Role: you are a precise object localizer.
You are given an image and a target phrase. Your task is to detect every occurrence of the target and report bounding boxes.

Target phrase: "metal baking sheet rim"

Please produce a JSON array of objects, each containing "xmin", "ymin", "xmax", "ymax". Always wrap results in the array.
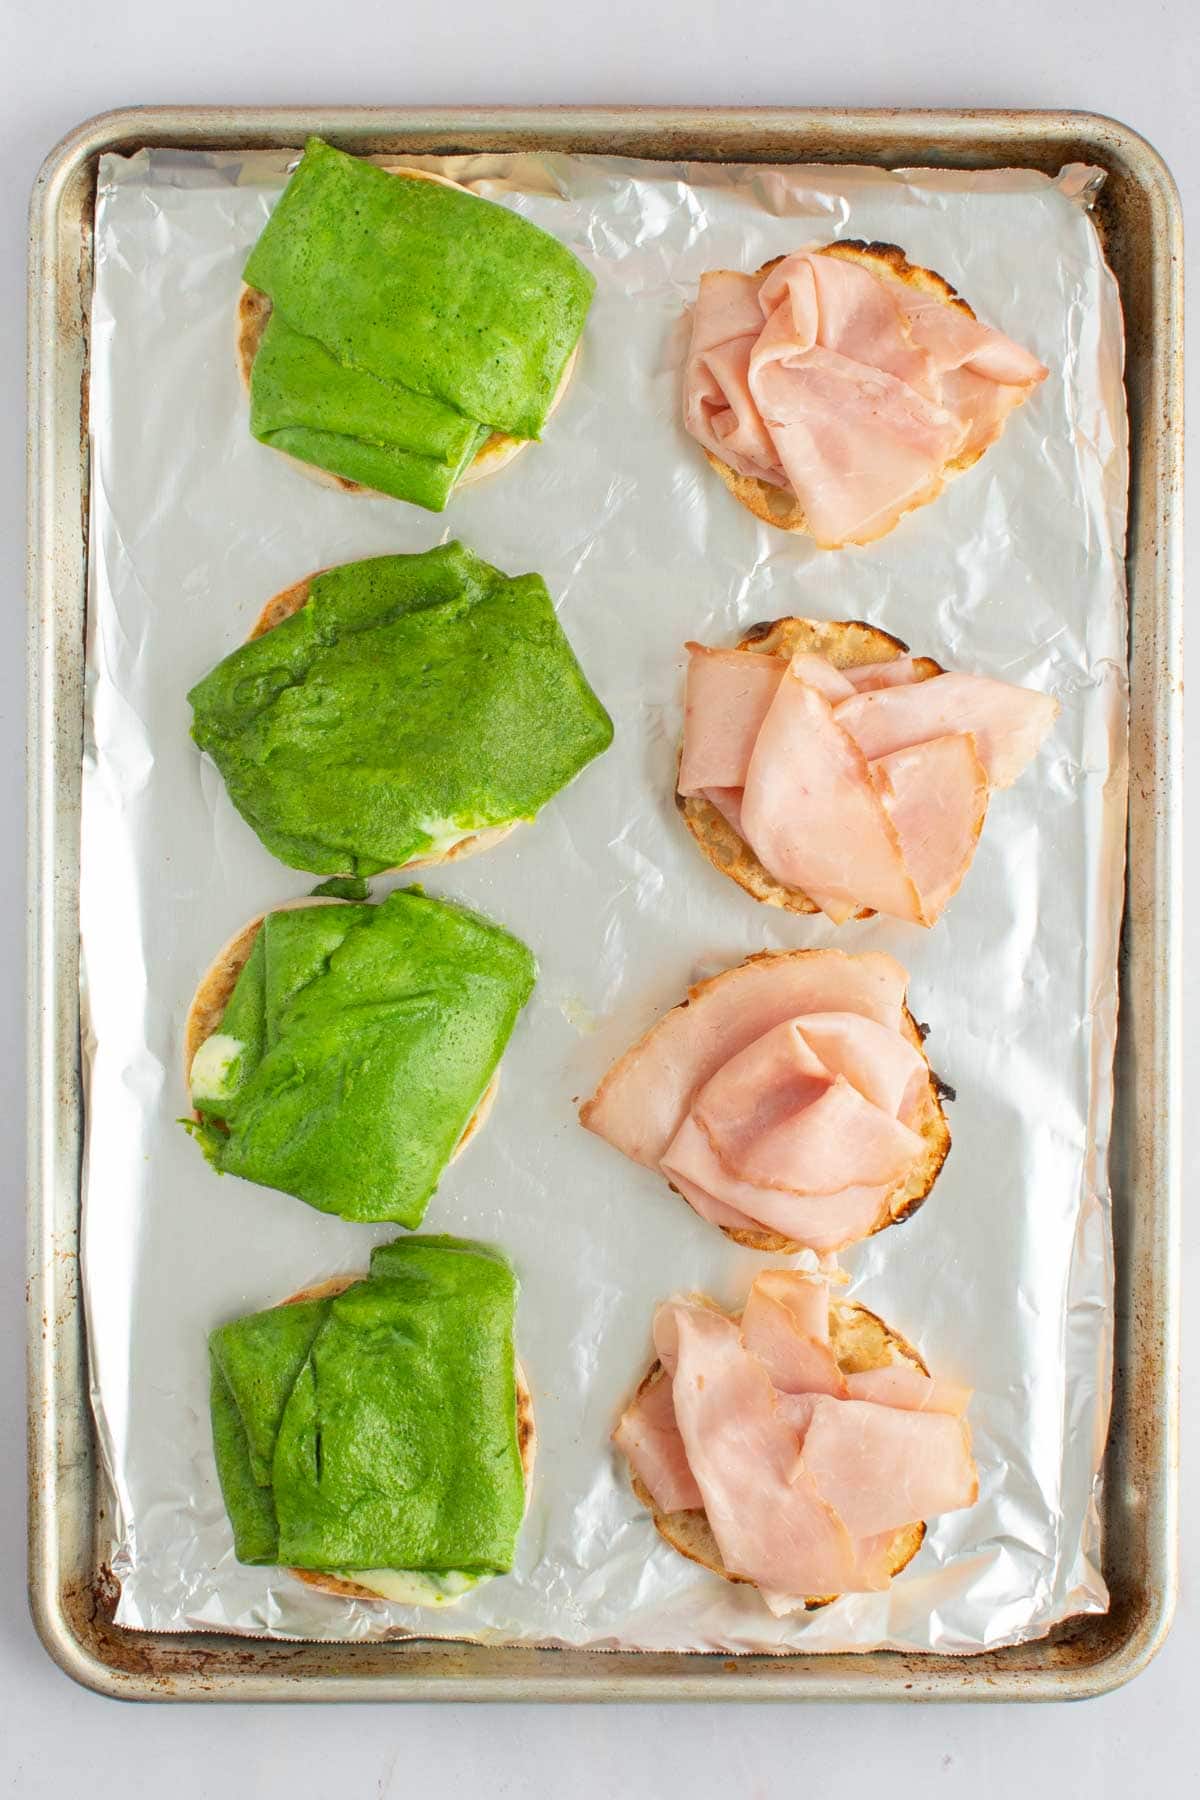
[{"xmin": 25, "ymin": 105, "xmax": 1181, "ymax": 1703}]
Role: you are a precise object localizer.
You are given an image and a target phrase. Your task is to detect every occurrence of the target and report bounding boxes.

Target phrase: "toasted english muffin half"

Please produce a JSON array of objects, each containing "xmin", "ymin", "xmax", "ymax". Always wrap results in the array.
[
  {"xmin": 676, "ymin": 616, "xmax": 944, "ymax": 920},
  {"xmin": 236, "ymin": 163, "xmax": 578, "ymax": 501},
  {"xmin": 183, "ymin": 899, "xmax": 499, "ymax": 1154},
  {"xmin": 241, "ymin": 571, "xmax": 520, "ymax": 873},
  {"xmin": 280, "ymin": 1274, "xmax": 536, "ymax": 1604},
  {"xmin": 705, "ymin": 242, "xmax": 987, "ymax": 539},
  {"xmin": 630, "ymin": 1292, "xmax": 927, "ymax": 1607}
]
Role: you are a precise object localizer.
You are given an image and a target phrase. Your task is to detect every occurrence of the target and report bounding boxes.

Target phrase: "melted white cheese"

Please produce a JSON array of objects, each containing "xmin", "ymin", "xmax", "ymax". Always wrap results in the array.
[
  {"xmin": 334, "ymin": 1568, "xmax": 482, "ymax": 1607},
  {"xmin": 190, "ymin": 1033, "xmax": 244, "ymax": 1103}
]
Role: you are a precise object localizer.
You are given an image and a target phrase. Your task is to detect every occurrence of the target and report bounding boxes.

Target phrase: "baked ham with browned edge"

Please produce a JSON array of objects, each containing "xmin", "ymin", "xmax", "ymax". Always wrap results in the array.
[
  {"xmin": 684, "ymin": 246, "xmax": 1047, "ymax": 547},
  {"xmin": 678, "ymin": 634, "xmax": 1058, "ymax": 925},
  {"xmin": 615, "ymin": 1270, "xmax": 977, "ymax": 1611},
  {"xmin": 580, "ymin": 949, "xmax": 949, "ymax": 1253}
]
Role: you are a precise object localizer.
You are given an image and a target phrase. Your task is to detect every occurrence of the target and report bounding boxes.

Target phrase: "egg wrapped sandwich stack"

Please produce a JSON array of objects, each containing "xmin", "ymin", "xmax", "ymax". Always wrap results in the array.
[
  {"xmin": 210, "ymin": 1237, "xmax": 535, "ymax": 1604},
  {"xmin": 240, "ymin": 138, "xmax": 594, "ymax": 509}
]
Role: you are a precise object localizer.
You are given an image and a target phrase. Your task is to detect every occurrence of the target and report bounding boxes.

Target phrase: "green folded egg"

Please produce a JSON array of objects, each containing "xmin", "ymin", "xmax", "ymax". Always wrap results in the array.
[
  {"xmin": 209, "ymin": 1237, "xmax": 528, "ymax": 1582},
  {"xmin": 242, "ymin": 137, "xmax": 594, "ymax": 509},
  {"xmin": 187, "ymin": 889, "xmax": 536, "ymax": 1227},
  {"xmin": 188, "ymin": 541, "xmax": 613, "ymax": 878}
]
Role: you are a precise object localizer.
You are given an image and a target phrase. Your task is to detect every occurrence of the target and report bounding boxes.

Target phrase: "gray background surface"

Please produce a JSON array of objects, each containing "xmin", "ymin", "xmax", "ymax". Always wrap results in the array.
[{"xmin": 3, "ymin": 2, "xmax": 1195, "ymax": 1792}]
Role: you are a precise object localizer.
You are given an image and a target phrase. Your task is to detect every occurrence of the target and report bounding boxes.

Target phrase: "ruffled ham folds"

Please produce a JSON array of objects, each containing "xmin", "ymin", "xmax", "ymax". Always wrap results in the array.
[
  {"xmin": 684, "ymin": 248, "xmax": 1048, "ymax": 547},
  {"xmin": 580, "ymin": 949, "xmax": 936, "ymax": 1251},
  {"xmin": 679, "ymin": 640, "xmax": 1057, "ymax": 925},
  {"xmin": 615, "ymin": 1273, "xmax": 977, "ymax": 1605}
]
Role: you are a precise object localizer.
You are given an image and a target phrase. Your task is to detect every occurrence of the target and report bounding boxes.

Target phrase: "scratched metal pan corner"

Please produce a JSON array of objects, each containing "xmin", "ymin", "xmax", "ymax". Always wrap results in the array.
[{"xmin": 26, "ymin": 106, "xmax": 1180, "ymax": 1702}]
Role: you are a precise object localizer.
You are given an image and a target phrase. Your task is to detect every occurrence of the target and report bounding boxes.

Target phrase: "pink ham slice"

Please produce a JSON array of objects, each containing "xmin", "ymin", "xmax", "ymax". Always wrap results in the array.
[
  {"xmin": 750, "ymin": 1269, "xmax": 832, "ymax": 1344},
  {"xmin": 688, "ymin": 1018, "xmax": 831, "ymax": 1165},
  {"xmin": 700, "ymin": 786, "xmax": 745, "ymax": 836},
  {"xmin": 788, "ymin": 1012, "xmax": 928, "ymax": 1121},
  {"xmin": 799, "ymin": 1397, "xmax": 978, "ymax": 1537},
  {"xmin": 684, "ymin": 270, "xmax": 787, "ymax": 486},
  {"xmin": 835, "ymin": 672, "xmax": 1059, "ymax": 789},
  {"xmin": 760, "ymin": 1532, "xmax": 902, "ymax": 1616},
  {"xmin": 661, "ymin": 1112, "xmax": 892, "ymax": 1250},
  {"xmin": 667, "ymin": 1304, "xmax": 869, "ymax": 1594},
  {"xmin": 580, "ymin": 949, "xmax": 910, "ymax": 1170},
  {"xmin": 644, "ymin": 1000, "xmax": 929, "ymax": 1249},
  {"xmin": 660, "ymin": 1130, "xmax": 766, "ymax": 1234},
  {"xmin": 612, "ymin": 1371, "xmax": 703, "ymax": 1513},
  {"xmin": 706, "ymin": 1075, "xmax": 922, "ymax": 1195},
  {"xmin": 651, "ymin": 1301, "xmax": 688, "ymax": 1375},
  {"xmin": 845, "ymin": 1365, "xmax": 972, "ymax": 1417},
  {"xmin": 871, "ymin": 733, "xmax": 990, "ymax": 924},
  {"xmin": 898, "ymin": 282, "xmax": 1048, "ymax": 389},
  {"xmin": 584, "ymin": 955, "xmax": 929, "ymax": 1252},
  {"xmin": 677, "ymin": 645, "xmax": 787, "ymax": 795},
  {"xmin": 774, "ymin": 1390, "xmax": 822, "ymax": 1436},
  {"xmin": 614, "ymin": 1277, "xmax": 978, "ymax": 1604},
  {"xmin": 741, "ymin": 1281, "xmax": 846, "ymax": 1397},
  {"xmin": 739, "ymin": 666, "xmax": 927, "ymax": 924},
  {"xmin": 783, "ymin": 652, "xmax": 858, "ymax": 706},
  {"xmin": 678, "ymin": 646, "xmax": 852, "ymax": 799},
  {"xmin": 843, "ymin": 656, "xmax": 928, "ymax": 692},
  {"xmin": 893, "ymin": 281, "xmax": 1048, "ymax": 460},
  {"xmin": 748, "ymin": 255, "xmax": 965, "ymax": 548},
  {"xmin": 691, "ymin": 1023, "xmax": 925, "ymax": 1194},
  {"xmin": 676, "ymin": 638, "xmax": 1053, "ymax": 924},
  {"xmin": 749, "ymin": 346, "xmax": 959, "ymax": 548},
  {"xmin": 682, "ymin": 249, "xmax": 1047, "ymax": 548},
  {"xmin": 757, "ymin": 253, "xmax": 937, "ymax": 392}
]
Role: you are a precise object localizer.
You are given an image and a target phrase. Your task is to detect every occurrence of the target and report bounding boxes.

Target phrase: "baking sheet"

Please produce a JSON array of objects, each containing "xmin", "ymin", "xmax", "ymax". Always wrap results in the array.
[{"xmin": 80, "ymin": 147, "xmax": 1128, "ymax": 1655}]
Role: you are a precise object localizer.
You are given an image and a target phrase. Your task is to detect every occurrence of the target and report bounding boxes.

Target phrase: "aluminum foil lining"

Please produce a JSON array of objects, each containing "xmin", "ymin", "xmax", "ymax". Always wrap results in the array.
[{"xmin": 81, "ymin": 148, "xmax": 1128, "ymax": 1653}]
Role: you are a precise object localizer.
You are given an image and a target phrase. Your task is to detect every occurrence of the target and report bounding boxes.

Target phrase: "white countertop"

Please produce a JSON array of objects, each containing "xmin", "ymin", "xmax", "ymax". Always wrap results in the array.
[{"xmin": 2, "ymin": 3, "xmax": 1194, "ymax": 1791}]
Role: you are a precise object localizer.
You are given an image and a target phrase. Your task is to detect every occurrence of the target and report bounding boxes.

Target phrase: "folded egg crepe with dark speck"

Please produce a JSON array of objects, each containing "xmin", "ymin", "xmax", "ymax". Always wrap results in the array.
[{"xmin": 209, "ymin": 1237, "xmax": 527, "ymax": 1578}]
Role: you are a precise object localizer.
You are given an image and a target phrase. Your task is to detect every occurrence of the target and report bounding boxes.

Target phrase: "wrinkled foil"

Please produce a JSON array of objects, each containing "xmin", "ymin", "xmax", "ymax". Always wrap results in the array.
[{"xmin": 81, "ymin": 148, "xmax": 1128, "ymax": 1654}]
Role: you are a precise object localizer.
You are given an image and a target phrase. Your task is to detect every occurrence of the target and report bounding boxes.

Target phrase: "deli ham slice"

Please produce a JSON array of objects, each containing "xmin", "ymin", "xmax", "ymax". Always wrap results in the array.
[
  {"xmin": 746, "ymin": 258, "xmax": 964, "ymax": 553},
  {"xmin": 683, "ymin": 247, "xmax": 1047, "ymax": 548},
  {"xmin": 661, "ymin": 1111, "xmax": 893, "ymax": 1251},
  {"xmin": 678, "ymin": 645, "xmax": 786, "ymax": 794},
  {"xmin": 798, "ymin": 1397, "xmax": 978, "ymax": 1538},
  {"xmin": 774, "ymin": 1389, "xmax": 823, "ymax": 1436},
  {"xmin": 582, "ymin": 949, "xmax": 934, "ymax": 1253},
  {"xmin": 755, "ymin": 254, "xmax": 932, "ymax": 392},
  {"xmin": 614, "ymin": 1275, "xmax": 978, "ymax": 1604},
  {"xmin": 781, "ymin": 1012, "xmax": 929, "ymax": 1122},
  {"xmin": 834, "ymin": 672, "xmax": 1058, "ymax": 789},
  {"xmin": 741, "ymin": 1278, "xmax": 846, "ymax": 1397},
  {"xmin": 684, "ymin": 270, "xmax": 787, "ymax": 486},
  {"xmin": 678, "ymin": 644, "xmax": 855, "ymax": 800},
  {"xmin": 842, "ymin": 656, "xmax": 928, "ymax": 692},
  {"xmin": 782, "ymin": 651, "xmax": 859, "ymax": 707},
  {"xmin": 612, "ymin": 1370, "xmax": 703, "ymax": 1513},
  {"xmin": 740, "ymin": 665, "xmax": 927, "ymax": 923},
  {"xmin": 871, "ymin": 734, "xmax": 990, "ymax": 923},
  {"xmin": 667, "ymin": 1304, "xmax": 865, "ymax": 1594},
  {"xmin": 580, "ymin": 949, "xmax": 909, "ymax": 1170},
  {"xmin": 700, "ymin": 785, "xmax": 745, "ymax": 837},
  {"xmin": 844, "ymin": 1365, "xmax": 972, "ymax": 1417},
  {"xmin": 748, "ymin": 1269, "xmax": 832, "ymax": 1344},
  {"xmin": 893, "ymin": 280, "xmax": 1049, "ymax": 459},
  {"xmin": 694, "ymin": 1048, "xmax": 924, "ymax": 1195},
  {"xmin": 688, "ymin": 1018, "xmax": 833, "ymax": 1171},
  {"xmin": 677, "ymin": 635, "xmax": 1057, "ymax": 925}
]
